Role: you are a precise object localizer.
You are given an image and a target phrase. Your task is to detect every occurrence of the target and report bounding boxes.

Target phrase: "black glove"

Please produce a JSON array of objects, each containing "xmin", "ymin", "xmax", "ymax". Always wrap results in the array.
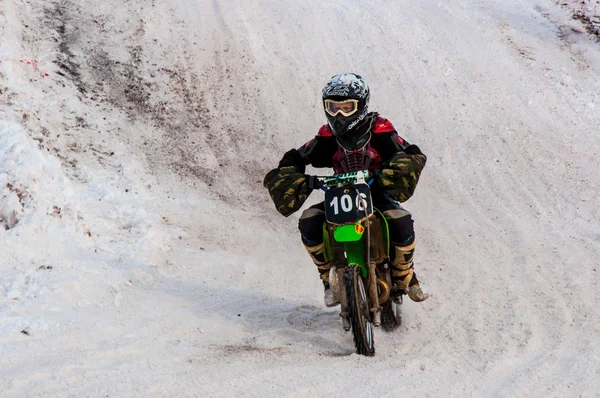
[{"xmin": 306, "ymin": 175, "xmax": 323, "ymax": 190}]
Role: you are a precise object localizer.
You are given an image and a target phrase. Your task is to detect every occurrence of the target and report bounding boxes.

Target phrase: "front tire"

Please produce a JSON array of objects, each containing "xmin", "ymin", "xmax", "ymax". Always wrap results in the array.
[{"xmin": 346, "ymin": 266, "xmax": 375, "ymax": 356}]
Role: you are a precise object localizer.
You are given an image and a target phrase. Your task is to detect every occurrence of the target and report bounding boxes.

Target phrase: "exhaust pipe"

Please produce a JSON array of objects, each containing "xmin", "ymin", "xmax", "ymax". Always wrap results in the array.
[{"xmin": 377, "ymin": 279, "xmax": 390, "ymax": 304}]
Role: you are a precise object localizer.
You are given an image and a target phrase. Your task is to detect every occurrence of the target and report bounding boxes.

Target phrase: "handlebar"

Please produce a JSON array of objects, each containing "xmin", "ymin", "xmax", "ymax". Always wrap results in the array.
[{"xmin": 308, "ymin": 170, "xmax": 379, "ymax": 191}]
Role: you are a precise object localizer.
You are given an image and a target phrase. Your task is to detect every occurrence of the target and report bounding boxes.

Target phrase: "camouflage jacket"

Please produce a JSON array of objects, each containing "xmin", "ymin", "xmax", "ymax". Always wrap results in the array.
[{"xmin": 264, "ymin": 113, "xmax": 426, "ymax": 216}]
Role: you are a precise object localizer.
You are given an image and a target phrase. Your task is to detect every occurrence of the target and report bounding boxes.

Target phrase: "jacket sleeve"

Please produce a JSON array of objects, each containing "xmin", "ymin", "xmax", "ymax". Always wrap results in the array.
[
  {"xmin": 378, "ymin": 135, "xmax": 427, "ymax": 203},
  {"xmin": 278, "ymin": 148, "xmax": 309, "ymax": 172},
  {"xmin": 263, "ymin": 128, "xmax": 337, "ymax": 216}
]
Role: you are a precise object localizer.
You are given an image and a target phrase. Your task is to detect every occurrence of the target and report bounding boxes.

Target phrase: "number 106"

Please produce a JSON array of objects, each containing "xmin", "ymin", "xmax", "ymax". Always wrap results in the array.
[{"xmin": 329, "ymin": 193, "xmax": 368, "ymax": 215}]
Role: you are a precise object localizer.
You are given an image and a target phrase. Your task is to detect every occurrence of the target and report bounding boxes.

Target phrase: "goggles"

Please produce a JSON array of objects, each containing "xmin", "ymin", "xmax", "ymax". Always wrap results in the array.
[{"xmin": 324, "ymin": 99, "xmax": 359, "ymax": 117}]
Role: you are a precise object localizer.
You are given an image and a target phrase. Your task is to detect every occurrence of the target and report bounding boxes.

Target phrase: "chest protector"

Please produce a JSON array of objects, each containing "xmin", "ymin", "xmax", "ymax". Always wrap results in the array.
[{"xmin": 332, "ymin": 133, "xmax": 382, "ymax": 173}]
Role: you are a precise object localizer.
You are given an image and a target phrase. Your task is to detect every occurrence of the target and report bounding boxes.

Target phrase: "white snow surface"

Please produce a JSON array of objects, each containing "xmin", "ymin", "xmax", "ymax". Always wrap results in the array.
[{"xmin": 1, "ymin": 0, "xmax": 599, "ymax": 396}]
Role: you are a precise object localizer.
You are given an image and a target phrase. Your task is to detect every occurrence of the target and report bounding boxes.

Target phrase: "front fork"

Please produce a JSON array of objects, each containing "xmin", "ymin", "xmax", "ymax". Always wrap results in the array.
[{"xmin": 339, "ymin": 240, "xmax": 382, "ymax": 327}]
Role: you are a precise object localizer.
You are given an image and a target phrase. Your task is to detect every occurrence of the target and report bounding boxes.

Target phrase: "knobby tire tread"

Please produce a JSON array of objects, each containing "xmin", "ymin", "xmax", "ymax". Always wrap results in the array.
[
  {"xmin": 381, "ymin": 300, "xmax": 401, "ymax": 332},
  {"xmin": 346, "ymin": 266, "xmax": 375, "ymax": 356}
]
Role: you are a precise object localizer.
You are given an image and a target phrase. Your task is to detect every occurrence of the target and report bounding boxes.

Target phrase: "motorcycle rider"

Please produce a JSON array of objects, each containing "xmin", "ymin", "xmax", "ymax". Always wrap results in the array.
[{"xmin": 264, "ymin": 73, "xmax": 429, "ymax": 307}]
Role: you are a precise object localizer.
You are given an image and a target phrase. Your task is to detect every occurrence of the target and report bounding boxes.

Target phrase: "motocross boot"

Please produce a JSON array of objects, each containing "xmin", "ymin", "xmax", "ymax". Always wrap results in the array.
[
  {"xmin": 303, "ymin": 242, "xmax": 340, "ymax": 307},
  {"xmin": 390, "ymin": 239, "xmax": 429, "ymax": 302}
]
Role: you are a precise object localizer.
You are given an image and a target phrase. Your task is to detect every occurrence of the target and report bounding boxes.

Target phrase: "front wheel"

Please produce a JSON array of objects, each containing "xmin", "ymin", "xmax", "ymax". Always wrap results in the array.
[{"xmin": 346, "ymin": 266, "xmax": 375, "ymax": 356}]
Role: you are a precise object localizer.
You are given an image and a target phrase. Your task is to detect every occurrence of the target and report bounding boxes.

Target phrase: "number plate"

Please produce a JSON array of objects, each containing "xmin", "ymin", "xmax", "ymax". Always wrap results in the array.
[{"xmin": 324, "ymin": 184, "xmax": 373, "ymax": 224}]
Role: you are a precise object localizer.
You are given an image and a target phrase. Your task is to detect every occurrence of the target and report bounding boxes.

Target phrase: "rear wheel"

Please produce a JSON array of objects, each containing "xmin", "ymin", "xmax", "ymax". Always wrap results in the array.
[
  {"xmin": 381, "ymin": 296, "xmax": 402, "ymax": 332},
  {"xmin": 346, "ymin": 266, "xmax": 375, "ymax": 356}
]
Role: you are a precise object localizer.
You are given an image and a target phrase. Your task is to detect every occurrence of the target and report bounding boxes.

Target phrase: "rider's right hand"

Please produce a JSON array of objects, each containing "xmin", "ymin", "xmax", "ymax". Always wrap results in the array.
[{"xmin": 306, "ymin": 175, "xmax": 324, "ymax": 190}]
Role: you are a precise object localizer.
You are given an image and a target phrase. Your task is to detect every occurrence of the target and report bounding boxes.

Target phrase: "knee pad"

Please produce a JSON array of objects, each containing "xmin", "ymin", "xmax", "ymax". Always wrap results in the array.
[{"xmin": 298, "ymin": 206, "xmax": 326, "ymax": 243}]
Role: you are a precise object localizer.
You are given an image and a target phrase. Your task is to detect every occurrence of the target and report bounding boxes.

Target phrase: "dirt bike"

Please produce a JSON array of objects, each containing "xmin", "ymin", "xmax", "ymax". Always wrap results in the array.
[{"xmin": 313, "ymin": 170, "xmax": 404, "ymax": 356}]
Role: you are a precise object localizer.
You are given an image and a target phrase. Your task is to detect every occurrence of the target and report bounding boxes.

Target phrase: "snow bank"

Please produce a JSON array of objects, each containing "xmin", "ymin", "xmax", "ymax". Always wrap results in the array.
[{"xmin": 0, "ymin": 121, "xmax": 78, "ymax": 232}]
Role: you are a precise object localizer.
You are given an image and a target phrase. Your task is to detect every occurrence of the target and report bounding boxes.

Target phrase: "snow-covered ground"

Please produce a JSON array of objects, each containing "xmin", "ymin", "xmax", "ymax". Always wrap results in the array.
[{"xmin": 1, "ymin": 0, "xmax": 599, "ymax": 396}]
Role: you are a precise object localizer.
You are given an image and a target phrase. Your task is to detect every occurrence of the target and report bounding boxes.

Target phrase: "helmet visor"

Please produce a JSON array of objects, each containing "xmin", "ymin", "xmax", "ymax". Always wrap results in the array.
[{"xmin": 324, "ymin": 99, "xmax": 359, "ymax": 117}]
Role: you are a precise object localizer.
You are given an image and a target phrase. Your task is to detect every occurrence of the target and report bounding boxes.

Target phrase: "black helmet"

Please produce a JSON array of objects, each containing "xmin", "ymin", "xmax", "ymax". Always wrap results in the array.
[{"xmin": 322, "ymin": 73, "xmax": 370, "ymax": 139}]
